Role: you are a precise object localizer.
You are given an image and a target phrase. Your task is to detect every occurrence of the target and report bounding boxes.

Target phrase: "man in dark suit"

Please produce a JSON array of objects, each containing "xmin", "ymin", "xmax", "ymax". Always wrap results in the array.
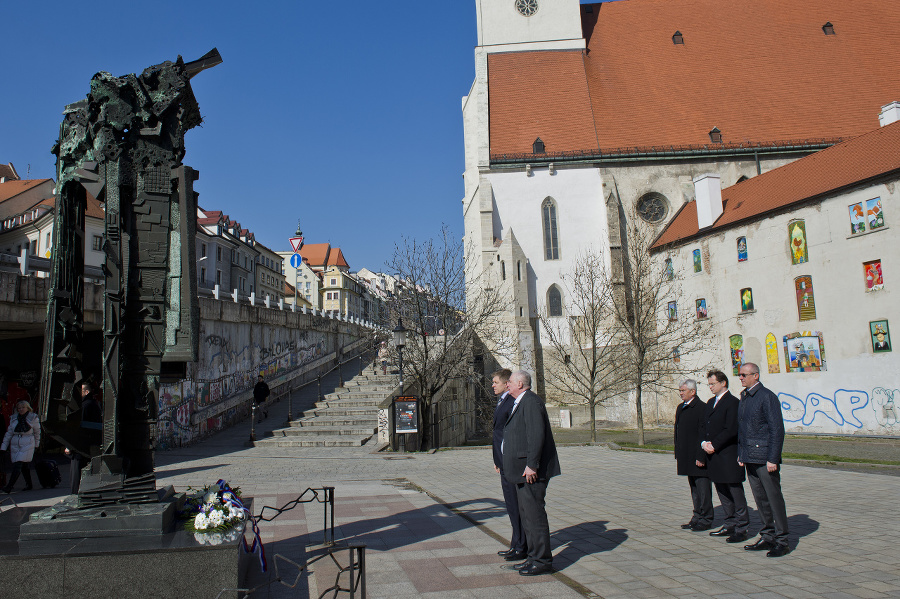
[
  {"xmin": 702, "ymin": 370, "xmax": 749, "ymax": 543},
  {"xmin": 491, "ymin": 368, "xmax": 526, "ymax": 561},
  {"xmin": 502, "ymin": 370, "xmax": 561, "ymax": 576},
  {"xmin": 738, "ymin": 362, "xmax": 790, "ymax": 557},
  {"xmin": 674, "ymin": 379, "xmax": 712, "ymax": 531}
]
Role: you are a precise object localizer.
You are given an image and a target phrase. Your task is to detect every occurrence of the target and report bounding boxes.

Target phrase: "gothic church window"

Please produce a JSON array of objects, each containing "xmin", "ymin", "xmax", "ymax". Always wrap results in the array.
[
  {"xmin": 516, "ymin": 0, "xmax": 538, "ymax": 17},
  {"xmin": 547, "ymin": 285, "xmax": 563, "ymax": 317},
  {"xmin": 542, "ymin": 198, "xmax": 560, "ymax": 260},
  {"xmin": 637, "ymin": 192, "xmax": 669, "ymax": 224}
]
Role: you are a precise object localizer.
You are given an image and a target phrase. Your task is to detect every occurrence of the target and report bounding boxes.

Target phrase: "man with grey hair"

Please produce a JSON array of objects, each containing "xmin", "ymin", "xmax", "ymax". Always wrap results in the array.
[
  {"xmin": 675, "ymin": 379, "xmax": 712, "ymax": 531},
  {"xmin": 738, "ymin": 362, "xmax": 790, "ymax": 557},
  {"xmin": 502, "ymin": 370, "xmax": 561, "ymax": 576}
]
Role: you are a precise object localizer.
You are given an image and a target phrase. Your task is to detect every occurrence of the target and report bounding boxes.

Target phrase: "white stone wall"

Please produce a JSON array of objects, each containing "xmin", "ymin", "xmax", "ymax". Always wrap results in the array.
[
  {"xmin": 476, "ymin": 0, "xmax": 585, "ymax": 49},
  {"xmin": 661, "ymin": 178, "xmax": 900, "ymax": 435}
]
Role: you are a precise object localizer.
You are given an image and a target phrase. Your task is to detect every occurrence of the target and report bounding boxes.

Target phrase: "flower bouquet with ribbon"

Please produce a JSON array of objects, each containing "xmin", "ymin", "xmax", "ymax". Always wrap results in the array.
[{"xmin": 182, "ymin": 480, "xmax": 247, "ymax": 534}]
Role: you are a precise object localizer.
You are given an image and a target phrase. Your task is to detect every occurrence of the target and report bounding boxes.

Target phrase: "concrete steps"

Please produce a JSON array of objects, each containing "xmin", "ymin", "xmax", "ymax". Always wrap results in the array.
[{"xmin": 254, "ymin": 369, "xmax": 395, "ymax": 448}]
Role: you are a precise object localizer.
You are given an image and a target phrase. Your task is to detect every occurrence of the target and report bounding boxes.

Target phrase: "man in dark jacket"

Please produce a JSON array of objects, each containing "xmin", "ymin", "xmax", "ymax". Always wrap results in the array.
[
  {"xmin": 253, "ymin": 375, "xmax": 270, "ymax": 422},
  {"xmin": 502, "ymin": 370, "xmax": 561, "ymax": 577},
  {"xmin": 491, "ymin": 368, "xmax": 525, "ymax": 561},
  {"xmin": 738, "ymin": 362, "xmax": 790, "ymax": 557},
  {"xmin": 674, "ymin": 380, "xmax": 712, "ymax": 531},
  {"xmin": 702, "ymin": 370, "xmax": 749, "ymax": 543}
]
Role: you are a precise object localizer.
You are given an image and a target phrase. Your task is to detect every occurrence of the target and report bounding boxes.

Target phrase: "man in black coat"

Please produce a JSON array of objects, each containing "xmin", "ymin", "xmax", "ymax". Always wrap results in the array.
[
  {"xmin": 502, "ymin": 370, "xmax": 561, "ymax": 577},
  {"xmin": 702, "ymin": 370, "xmax": 749, "ymax": 543},
  {"xmin": 253, "ymin": 375, "xmax": 270, "ymax": 422},
  {"xmin": 738, "ymin": 362, "xmax": 790, "ymax": 557},
  {"xmin": 491, "ymin": 368, "xmax": 526, "ymax": 561},
  {"xmin": 674, "ymin": 379, "xmax": 712, "ymax": 531}
]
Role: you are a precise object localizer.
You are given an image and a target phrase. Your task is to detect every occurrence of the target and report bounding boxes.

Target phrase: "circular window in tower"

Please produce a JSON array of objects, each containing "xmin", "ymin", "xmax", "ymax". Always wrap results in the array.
[
  {"xmin": 515, "ymin": 0, "xmax": 539, "ymax": 17},
  {"xmin": 636, "ymin": 192, "xmax": 669, "ymax": 224}
]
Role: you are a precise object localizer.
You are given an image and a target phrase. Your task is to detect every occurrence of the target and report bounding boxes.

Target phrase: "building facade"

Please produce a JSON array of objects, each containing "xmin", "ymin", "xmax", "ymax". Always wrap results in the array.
[{"xmin": 255, "ymin": 241, "xmax": 285, "ymax": 302}]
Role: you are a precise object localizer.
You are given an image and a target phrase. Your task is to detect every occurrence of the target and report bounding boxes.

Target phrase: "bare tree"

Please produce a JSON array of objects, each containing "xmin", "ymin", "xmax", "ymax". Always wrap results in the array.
[
  {"xmin": 607, "ymin": 208, "xmax": 715, "ymax": 445},
  {"xmin": 538, "ymin": 249, "xmax": 627, "ymax": 442},
  {"xmin": 386, "ymin": 225, "xmax": 508, "ymax": 450}
]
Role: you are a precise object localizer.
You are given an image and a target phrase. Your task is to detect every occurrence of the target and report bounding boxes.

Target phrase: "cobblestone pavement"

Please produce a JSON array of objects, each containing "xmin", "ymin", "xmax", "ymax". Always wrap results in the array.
[{"xmin": 8, "ymin": 374, "xmax": 899, "ymax": 598}]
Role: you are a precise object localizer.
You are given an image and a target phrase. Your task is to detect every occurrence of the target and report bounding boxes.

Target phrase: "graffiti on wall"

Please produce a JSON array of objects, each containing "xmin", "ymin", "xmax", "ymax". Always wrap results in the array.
[{"xmin": 779, "ymin": 387, "xmax": 900, "ymax": 430}]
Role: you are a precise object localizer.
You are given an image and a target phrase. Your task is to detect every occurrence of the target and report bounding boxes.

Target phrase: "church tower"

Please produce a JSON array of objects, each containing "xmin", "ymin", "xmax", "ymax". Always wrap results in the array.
[{"xmin": 475, "ymin": 0, "xmax": 585, "ymax": 52}]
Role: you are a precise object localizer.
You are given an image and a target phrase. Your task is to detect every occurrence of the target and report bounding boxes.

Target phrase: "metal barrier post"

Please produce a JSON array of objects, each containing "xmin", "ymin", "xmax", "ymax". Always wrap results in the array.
[
  {"xmin": 287, "ymin": 384, "xmax": 294, "ymax": 422},
  {"xmin": 338, "ymin": 353, "xmax": 344, "ymax": 387},
  {"xmin": 324, "ymin": 486, "xmax": 335, "ymax": 546},
  {"xmin": 317, "ymin": 375, "xmax": 323, "ymax": 402},
  {"xmin": 250, "ymin": 402, "xmax": 257, "ymax": 443}
]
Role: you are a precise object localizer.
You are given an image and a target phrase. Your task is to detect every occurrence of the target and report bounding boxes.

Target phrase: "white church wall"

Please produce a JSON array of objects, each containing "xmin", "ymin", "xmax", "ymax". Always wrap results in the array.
[{"xmin": 476, "ymin": 0, "xmax": 585, "ymax": 50}]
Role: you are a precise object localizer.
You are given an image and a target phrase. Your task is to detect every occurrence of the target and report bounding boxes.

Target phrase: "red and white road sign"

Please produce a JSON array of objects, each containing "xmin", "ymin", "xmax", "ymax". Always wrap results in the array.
[{"xmin": 289, "ymin": 236, "xmax": 304, "ymax": 252}]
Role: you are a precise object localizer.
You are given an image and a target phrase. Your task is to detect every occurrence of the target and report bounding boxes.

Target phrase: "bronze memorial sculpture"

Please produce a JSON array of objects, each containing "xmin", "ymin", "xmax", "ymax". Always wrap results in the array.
[{"xmin": 39, "ymin": 49, "xmax": 222, "ymax": 508}]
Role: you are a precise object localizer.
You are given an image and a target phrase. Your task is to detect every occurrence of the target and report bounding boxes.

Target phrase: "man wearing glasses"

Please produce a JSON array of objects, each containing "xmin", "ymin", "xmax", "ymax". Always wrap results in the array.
[{"xmin": 737, "ymin": 363, "xmax": 790, "ymax": 557}]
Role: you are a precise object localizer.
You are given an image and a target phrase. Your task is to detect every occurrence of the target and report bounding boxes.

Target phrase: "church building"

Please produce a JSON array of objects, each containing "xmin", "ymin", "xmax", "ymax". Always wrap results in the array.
[{"xmin": 462, "ymin": 0, "xmax": 900, "ymax": 416}]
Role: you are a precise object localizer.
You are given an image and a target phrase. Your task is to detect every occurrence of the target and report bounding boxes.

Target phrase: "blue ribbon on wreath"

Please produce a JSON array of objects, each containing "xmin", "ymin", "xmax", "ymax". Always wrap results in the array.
[{"xmin": 217, "ymin": 479, "xmax": 267, "ymax": 572}]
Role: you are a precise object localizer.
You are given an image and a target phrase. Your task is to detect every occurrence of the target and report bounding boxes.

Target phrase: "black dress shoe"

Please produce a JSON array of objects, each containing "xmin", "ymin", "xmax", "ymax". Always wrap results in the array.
[
  {"xmin": 744, "ymin": 539, "xmax": 775, "ymax": 551},
  {"xmin": 726, "ymin": 532, "xmax": 749, "ymax": 543},
  {"xmin": 512, "ymin": 560, "xmax": 533, "ymax": 571},
  {"xmin": 708, "ymin": 526, "xmax": 733, "ymax": 536},
  {"xmin": 681, "ymin": 523, "xmax": 694, "ymax": 529},
  {"xmin": 519, "ymin": 563, "xmax": 554, "ymax": 576},
  {"xmin": 504, "ymin": 550, "xmax": 528, "ymax": 561},
  {"xmin": 766, "ymin": 545, "xmax": 791, "ymax": 557},
  {"xmin": 497, "ymin": 548, "xmax": 514, "ymax": 557}
]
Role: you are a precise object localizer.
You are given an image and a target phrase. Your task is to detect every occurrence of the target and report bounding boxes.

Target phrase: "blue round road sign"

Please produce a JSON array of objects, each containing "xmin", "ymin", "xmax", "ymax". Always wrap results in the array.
[{"xmin": 290, "ymin": 253, "xmax": 303, "ymax": 269}]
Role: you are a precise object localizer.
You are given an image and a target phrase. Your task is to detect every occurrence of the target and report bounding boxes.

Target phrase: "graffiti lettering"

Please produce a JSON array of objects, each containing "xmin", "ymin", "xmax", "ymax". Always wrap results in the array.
[
  {"xmin": 780, "ymin": 389, "xmax": 869, "ymax": 429},
  {"xmin": 205, "ymin": 335, "xmax": 229, "ymax": 351},
  {"xmin": 872, "ymin": 388, "xmax": 900, "ymax": 427}
]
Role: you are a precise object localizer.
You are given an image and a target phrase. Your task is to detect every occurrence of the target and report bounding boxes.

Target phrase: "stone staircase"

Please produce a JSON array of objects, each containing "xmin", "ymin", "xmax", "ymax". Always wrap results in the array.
[{"xmin": 255, "ymin": 370, "xmax": 397, "ymax": 447}]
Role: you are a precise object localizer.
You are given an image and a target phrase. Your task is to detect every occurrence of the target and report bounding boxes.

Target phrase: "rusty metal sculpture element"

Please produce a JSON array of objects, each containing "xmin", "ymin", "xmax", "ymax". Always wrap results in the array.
[{"xmin": 40, "ymin": 50, "xmax": 221, "ymax": 507}]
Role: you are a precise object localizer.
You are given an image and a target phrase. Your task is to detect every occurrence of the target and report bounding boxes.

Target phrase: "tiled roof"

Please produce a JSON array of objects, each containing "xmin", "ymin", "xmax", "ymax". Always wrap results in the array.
[
  {"xmin": 326, "ymin": 248, "xmax": 350, "ymax": 269},
  {"xmin": 650, "ymin": 120, "xmax": 900, "ymax": 250},
  {"xmin": 298, "ymin": 243, "xmax": 331, "ymax": 267},
  {"xmin": 0, "ymin": 179, "xmax": 55, "ymax": 220},
  {"xmin": 488, "ymin": 0, "xmax": 900, "ymax": 157},
  {"xmin": 0, "ymin": 163, "xmax": 19, "ymax": 181},
  {"xmin": 0, "ymin": 179, "xmax": 52, "ymax": 204}
]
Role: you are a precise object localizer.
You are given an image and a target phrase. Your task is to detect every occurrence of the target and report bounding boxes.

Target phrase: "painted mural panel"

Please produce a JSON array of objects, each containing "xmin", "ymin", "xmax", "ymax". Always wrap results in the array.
[
  {"xmin": 871, "ymin": 320, "xmax": 891, "ymax": 353},
  {"xmin": 765, "ymin": 333, "xmax": 780, "ymax": 373},
  {"xmin": 789, "ymin": 220, "xmax": 808, "ymax": 265},
  {"xmin": 783, "ymin": 332, "xmax": 826, "ymax": 372},
  {"xmin": 737, "ymin": 237, "xmax": 748, "ymax": 262},
  {"xmin": 740, "ymin": 288, "xmax": 754, "ymax": 312},
  {"xmin": 849, "ymin": 202, "xmax": 866, "ymax": 234},
  {"xmin": 867, "ymin": 197, "xmax": 884, "ymax": 230},
  {"xmin": 729, "ymin": 334, "xmax": 744, "ymax": 376},
  {"xmin": 864, "ymin": 260, "xmax": 883, "ymax": 291},
  {"xmin": 696, "ymin": 299, "xmax": 707, "ymax": 319},
  {"xmin": 692, "ymin": 249, "xmax": 702, "ymax": 273},
  {"xmin": 667, "ymin": 301, "xmax": 677, "ymax": 321},
  {"xmin": 664, "ymin": 258, "xmax": 674, "ymax": 280},
  {"xmin": 794, "ymin": 276, "xmax": 816, "ymax": 321}
]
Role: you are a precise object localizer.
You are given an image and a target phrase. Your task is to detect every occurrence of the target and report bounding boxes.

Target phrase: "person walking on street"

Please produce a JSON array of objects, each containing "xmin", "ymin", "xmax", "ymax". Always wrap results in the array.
[
  {"xmin": 1, "ymin": 400, "xmax": 41, "ymax": 494},
  {"xmin": 254, "ymin": 374, "xmax": 270, "ymax": 422},
  {"xmin": 738, "ymin": 362, "xmax": 791, "ymax": 557},
  {"xmin": 702, "ymin": 370, "xmax": 750, "ymax": 543},
  {"xmin": 490, "ymin": 368, "xmax": 526, "ymax": 562},
  {"xmin": 378, "ymin": 342, "xmax": 390, "ymax": 375},
  {"xmin": 502, "ymin": 371, "xmax": 561, "ymax": 576},
  {"xmin": 674, "ymin": 380, "xmax": 713, "ymax": 531}
]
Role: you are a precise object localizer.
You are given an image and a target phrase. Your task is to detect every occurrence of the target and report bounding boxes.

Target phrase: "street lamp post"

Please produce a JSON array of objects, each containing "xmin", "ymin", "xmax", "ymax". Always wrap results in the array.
[{"xmin": 393, "ymin": 318, "xmax": 407, "ymax": 452}]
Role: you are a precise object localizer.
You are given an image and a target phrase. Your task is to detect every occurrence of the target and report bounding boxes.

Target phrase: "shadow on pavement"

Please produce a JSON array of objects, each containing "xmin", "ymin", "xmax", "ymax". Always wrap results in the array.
[
  {"xmin": 788, "ymin": 513, "xmax": 819, "ymax": 547},
  {"xmin": 156, "ymin": 463, "xmax": 232, "ymax": 480},
  {"xmin": 552, "ymin": 520, "xmax": 629, "ymax": 565},
  {"xmin": 442, "ymin": 497, "xmax": 509, "ymax": 523}
]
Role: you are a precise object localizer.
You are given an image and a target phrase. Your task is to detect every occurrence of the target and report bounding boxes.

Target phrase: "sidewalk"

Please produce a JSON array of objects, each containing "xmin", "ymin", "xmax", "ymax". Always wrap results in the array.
[{"xmin": 5, "ymin": 371, "xmax": 899, "ymax": 598}]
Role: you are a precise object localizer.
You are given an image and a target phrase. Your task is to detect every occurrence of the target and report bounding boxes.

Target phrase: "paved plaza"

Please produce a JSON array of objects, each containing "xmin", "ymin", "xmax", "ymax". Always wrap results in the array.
[{"xmin": 6, "ymin": 379, "xmax": 899, "ymax": 599}]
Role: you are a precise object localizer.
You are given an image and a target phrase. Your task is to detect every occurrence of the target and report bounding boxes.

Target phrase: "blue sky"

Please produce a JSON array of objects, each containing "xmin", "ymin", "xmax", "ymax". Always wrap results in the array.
[{"xmin": 0, "ymin": 1, "xmax": 484, "ymax": 271}]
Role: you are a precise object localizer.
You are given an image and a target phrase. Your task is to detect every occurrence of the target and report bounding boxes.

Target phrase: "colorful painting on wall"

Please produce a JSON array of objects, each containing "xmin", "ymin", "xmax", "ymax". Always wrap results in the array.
[
  {"xmin": 696, "ymin": 298, "xmax": 708, "ymax": 319},
  {"xmin": 664, "ymin": 258, "xmax": 674, "ymax": 280},
  {"xmin": 867, "ymin": 197, "xmax": 884, "ymax": 230},
  {"xmin": 729, "ymin": 334, "xmax": 744, "ymax": 376},
  {"xmin": 667, "ymin": 301, "xmax": 677, "ymax": 321},
  {"xmin": 737, "ymin": 237, "xmax": 748, "ymax": 262},
  {"xmin": 849, "ymin": 202, "xmax": 866, "ymax": 234},
  {"xmin": 693, "ymin": 249, "xmax": 702, "ymax": 273},
  {"xmin": 864, "ymin": 260, "xmax": 883, "ymax": 291},
  {"xmin": 783, "ymin": 332, "xmax": 826, "ymax": 372},
  {"xmin": 765, "ymin": 333, "xmax": 780, "ymax": 373},
  {"xmin": 673, "ymin": 346, "xmax": 681, "ymax": 364},
  {"xmin": 789, "ymin": 220, "xmax": 808, "ymax": 265},
  {"xmin": 794, "ymin": 276, "xmax": 816, "ymax": 321},
  {"xmin": 740, "ymin": 288, "xmax": 754, "ymax": 312},
  {"xmin": 870, "ymin": 320, "xmax": 891, "ymax": 353}
]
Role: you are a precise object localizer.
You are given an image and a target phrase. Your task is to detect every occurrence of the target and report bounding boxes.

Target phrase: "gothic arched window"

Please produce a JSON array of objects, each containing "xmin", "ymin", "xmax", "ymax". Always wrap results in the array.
[
  {"xmin": 547, "ymin": 285, "xmax": 563, "ymax": 317},
  {"xmin": 542, "ymin": 198, "xmax": 560, "ymax": 260}
]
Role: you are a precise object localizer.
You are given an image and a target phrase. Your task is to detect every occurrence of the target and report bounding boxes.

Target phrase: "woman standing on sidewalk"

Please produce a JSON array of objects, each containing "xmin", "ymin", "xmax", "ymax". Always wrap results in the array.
[{"xmin": 1, "ymin": 400, "xmax": 41, "ymax": 493}]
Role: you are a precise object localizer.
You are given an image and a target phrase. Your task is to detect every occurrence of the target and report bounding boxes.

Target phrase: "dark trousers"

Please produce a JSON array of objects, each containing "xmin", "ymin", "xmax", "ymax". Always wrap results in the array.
[
  {"xmin": 746, "ymin": 463, "xmax": 789, "ymax": 547},
  {"xmin": 4, "ymin": 461, "xmax": 33, "ymax": 491},
  {"xmin": 516, "ymin": 480, "xmax": 552, "ymax": 567},
  {"xmin": 713, "ymin": 481, "xmax": 749, "ymax": 533},
  {"xmin": 499, "ymin": 473, "xmax": 525, "ymax": 551},
  {"xmin": 687, "ymin": 475, "xmax": 713, "ymax": 526},
  {"xmin": 70, "ymin": 453, "xmax": 88, "ymax": 495}
]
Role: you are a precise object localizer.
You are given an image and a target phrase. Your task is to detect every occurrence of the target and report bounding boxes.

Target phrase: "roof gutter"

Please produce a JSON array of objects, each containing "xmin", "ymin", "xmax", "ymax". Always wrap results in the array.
[{"xmin": 489, "ymin": 139, "xmax": 842, "ymax": 168}]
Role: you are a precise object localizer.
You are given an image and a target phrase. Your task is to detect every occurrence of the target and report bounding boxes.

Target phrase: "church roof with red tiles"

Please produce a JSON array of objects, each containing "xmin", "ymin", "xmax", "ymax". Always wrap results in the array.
[
  {"xmin": 488, "ymin": 0, "xmax": 900, "ymax": 158},
  {"xmin": 650, "ymin": 120, "xmax": 900, "ymax": 250}
]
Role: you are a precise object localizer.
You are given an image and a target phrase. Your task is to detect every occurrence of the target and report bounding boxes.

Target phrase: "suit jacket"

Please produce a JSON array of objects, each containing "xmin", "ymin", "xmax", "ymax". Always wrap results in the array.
[
  {"xmin": 492, "ymin": 391, "xmax": 513, "ymax": 470},
  {"xmin": 702, "ymin": 391, "xmax": 745, "ymax": 484},
  {"xmin": 737, "ymin": 383, "xmax": 785, "ymax": 464},
  {"xmin": 674, "ymin": 395, "xmax": 709, "ymax": 476},
  {"xmin": 502, "ymin": 389, "xmax": 561, "ymax": 484}
]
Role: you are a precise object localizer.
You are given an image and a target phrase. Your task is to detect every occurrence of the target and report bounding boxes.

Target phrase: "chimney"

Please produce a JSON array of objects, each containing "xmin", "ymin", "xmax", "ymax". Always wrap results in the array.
[
  {"xmin": 694, "ymin": 174, "xmax": 723, "ymax": 229},
  {"xmin": 879, "ymin": 102, "xmax": 900, "ymax": 127}
]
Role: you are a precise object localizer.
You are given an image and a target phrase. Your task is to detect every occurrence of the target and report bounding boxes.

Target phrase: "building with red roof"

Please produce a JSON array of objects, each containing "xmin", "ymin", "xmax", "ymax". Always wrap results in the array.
[
  {"xmin": 463, "ymin": 0, "xmax": 900, "ymax": 417},
  {"xmin": 649, "ymin": 116, "xmax": 900, "ymax": 434}
]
